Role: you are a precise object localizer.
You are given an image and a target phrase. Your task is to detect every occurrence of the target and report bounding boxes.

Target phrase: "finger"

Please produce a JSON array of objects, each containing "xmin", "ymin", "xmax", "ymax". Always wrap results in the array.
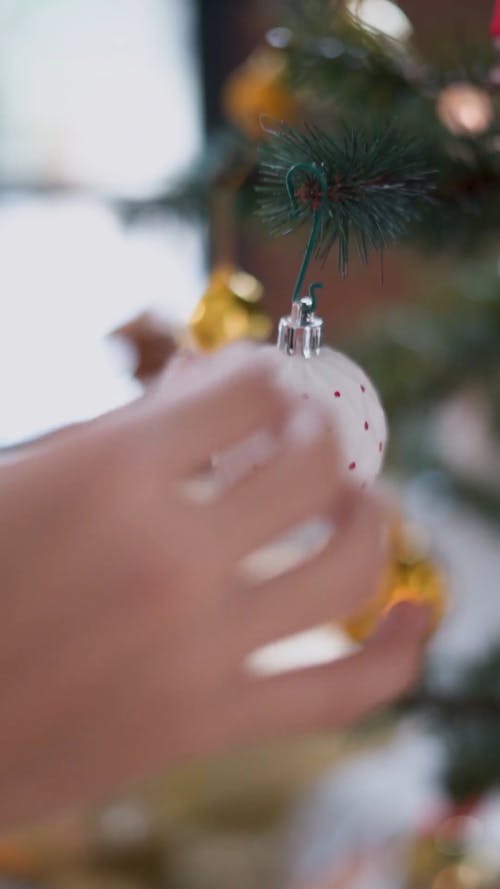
[
  {"xmin": 228, "ymin": 491, "xmax": 390, "ymax": 655},
  {"xmin": 158, "ymin": 347, "xmax": 201, "ymax": 380},
  {"xmin": 227, "ymin": 602, "xmax": 431, "ymax": 745},
  {"xmin": 363, "ymin": 600, "xmax": 432, "ymax": 665},
  {"xmin": 0, "ymin": 606, "xmax": 429, "ymax": 830},
  {"xmin": 213, "ymin": 405, "xmax": 341, "ymax": 560},
  {"xmin": 144, "ymin": 343, "xmax": 294, "ymax": 477}
]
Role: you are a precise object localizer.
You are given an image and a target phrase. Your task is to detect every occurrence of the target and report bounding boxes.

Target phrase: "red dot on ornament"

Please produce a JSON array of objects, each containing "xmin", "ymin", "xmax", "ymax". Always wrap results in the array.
[
  {"xmin": 334, "ymin": 390, "xmax": 341, "ymax": 398},
  {"xmin": 302, "ymin": 393, "xmax": 310, "ymax": 399},
  {"xmin": 360, "ymin": 384, "xmax": 366, "ymax": 393},
  {"xmin": 349, "ymin": 461, "xmax": 356, "ymax": 471},
  {"xmin": 364, "ymin": 421, "xmax": 369, "ymax": 430}
]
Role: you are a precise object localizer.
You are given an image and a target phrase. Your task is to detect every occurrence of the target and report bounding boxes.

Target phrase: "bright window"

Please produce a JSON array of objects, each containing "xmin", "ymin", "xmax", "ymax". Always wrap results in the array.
[{"xmin": 0, "ymin": 0, "xmax": 204, "ymax": 444}]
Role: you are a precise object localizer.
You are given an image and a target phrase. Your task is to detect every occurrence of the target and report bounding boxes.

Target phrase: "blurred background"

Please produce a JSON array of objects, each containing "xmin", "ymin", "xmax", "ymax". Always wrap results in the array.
[
  {"xmin": 0, "ymin": 0, "xmax": 204, "ymax": 443},
  {"xmin": 1, "ymin": 1, "xmax": 500, "ymax": 888}
]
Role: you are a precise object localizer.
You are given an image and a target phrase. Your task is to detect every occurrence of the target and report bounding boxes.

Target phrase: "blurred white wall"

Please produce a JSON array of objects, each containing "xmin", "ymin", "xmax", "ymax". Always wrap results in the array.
[
  {"xmin": 0, "ymin": 0, "xmax": 202, "ymax": 193},
  {"xmin": 0, "ymin": 0, "xmax": 205, "ymax": 443}
]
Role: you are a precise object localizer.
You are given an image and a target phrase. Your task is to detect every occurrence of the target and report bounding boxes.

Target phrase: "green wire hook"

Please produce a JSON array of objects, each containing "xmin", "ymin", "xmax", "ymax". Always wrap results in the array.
[
  {"xmin": 308, "ymin": 281, "xmax": 323, "ymax": 311},
  {"xmin": 285, "ymin": 162, "xmax": 329, "ymax": 305}
]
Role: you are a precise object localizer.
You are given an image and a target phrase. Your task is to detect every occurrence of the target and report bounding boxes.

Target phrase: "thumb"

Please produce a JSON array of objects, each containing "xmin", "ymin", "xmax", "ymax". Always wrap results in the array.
[
  {"xmin": 372, "ymin": 600, "xmax": 433, "ymax": 648},
  {"xmin": 362, "ymin": 601, "xmax": 433, "ymax": 700}
]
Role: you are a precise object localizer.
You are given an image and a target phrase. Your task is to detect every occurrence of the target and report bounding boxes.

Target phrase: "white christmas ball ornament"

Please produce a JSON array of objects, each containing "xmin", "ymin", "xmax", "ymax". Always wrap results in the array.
[
  {"xmin": 274, "ymin": 347, "xmax": 386, "ymax": 485},
  {"xmin": 274, "ymin": 296, "xmax": 387, "ymax": 486},
  {"xmin": 167, "ymin": 294, "xmax": 387, "ymax": 493}
]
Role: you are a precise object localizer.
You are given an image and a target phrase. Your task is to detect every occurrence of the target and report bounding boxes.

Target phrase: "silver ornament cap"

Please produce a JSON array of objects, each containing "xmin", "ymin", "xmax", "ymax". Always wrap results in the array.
[{"xmin": 277, "ymin": 295, "xmax": 323, "ymax": 359}]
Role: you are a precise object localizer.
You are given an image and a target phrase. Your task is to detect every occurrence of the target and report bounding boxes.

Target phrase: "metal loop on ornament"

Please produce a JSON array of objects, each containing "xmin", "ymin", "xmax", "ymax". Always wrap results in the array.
[
  {"xmin": 308, "ymin": 281, "xmax": 323, "ymax": 311},
  {"xmin": 285, "ymin": 162, "xmax": 329, "ymax": 304}
]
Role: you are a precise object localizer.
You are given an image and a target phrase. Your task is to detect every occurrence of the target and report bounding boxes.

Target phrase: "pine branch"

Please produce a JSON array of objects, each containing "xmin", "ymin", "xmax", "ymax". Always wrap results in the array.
[
  {"xmin": 275, "ymin": 0, "xmax": 500, "ymax": 251},
  {"xmin": 283, "ymin": 0, "xmax": 419, "ymax": 113},
  {"xmin": 426, "ymin": 647, "xmax": 500, "ymax": 801},
  {"xmin": 256, "ymin": 122, "xmax": 434, "ymax": 275},
  {"xmin": 282, "ymin": 0, "xmax": 496, "ymax": 116}
]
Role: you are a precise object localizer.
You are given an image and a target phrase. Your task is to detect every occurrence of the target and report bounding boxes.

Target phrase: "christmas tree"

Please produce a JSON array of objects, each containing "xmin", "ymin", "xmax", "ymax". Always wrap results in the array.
[{"xmin": 122, "ymin": 2, "xmax": 500, "ymax": 885}]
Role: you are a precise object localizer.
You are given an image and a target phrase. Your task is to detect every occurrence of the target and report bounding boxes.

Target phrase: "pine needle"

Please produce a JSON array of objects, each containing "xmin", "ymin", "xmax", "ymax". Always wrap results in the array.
[{"xmin": 256, "ymin": 122, "xmax": 434, "ymax": 275}]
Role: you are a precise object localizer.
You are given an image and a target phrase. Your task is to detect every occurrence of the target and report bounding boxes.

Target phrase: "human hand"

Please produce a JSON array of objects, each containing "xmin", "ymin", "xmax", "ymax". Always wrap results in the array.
[{"xmin": 0, "ymin": 344, "xmax": 429, "ymax": 830}]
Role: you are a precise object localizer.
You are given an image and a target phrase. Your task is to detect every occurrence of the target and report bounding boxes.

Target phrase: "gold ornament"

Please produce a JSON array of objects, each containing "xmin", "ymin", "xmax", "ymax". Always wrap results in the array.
[
  {"xmin": 189, "ymin": 264, "xmax": 272, "ymax": 352},
  {"xmin": 342, "ymin": 520, "xmax": 447, "ymax": 643},
  {"xmin": 437, "ymin": 83, "xmax": 494, "ymax": 136},
  {"xmin": 222, "ymin": 48, "xmax": 297, "ymax": 139}
]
